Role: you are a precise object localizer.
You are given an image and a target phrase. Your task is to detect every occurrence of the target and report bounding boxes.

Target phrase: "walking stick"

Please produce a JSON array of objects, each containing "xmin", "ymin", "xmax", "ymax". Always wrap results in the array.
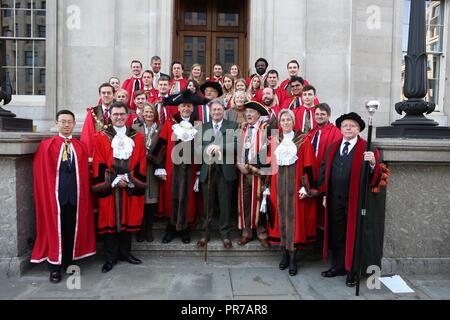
[
  {"xmin": 204, "ymin": 150, "xmax": 222, "ymax": 264},
  {"xmin": 204, "ymin": 158, "xmax": 212, "ymax": 264},
  {"xmin": 355, "ymin": 101, "xmax": 379, "ymax": 296}
]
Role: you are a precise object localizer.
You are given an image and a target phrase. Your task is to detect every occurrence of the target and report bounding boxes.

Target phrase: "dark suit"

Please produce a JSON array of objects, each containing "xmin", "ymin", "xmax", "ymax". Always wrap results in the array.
[
  {"xmin": 198, "ymin": 119, "xmax": 238, "ymax": 239},
  {"xmin": 49, "ymin": 153, "xmax": 77, "ymax": 272}
]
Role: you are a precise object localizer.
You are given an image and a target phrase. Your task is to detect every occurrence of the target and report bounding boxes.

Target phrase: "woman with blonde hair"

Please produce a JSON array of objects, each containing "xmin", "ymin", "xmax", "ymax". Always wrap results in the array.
[
  {"xmin": 188, "ymin": 63, "xmax": 204, "ymax": 84},
  {"xmin": 224, "ymin": 90, "xmax": 250, "ymax": 127},
  {"xmin": 133, "ymin": 102, "xmax": 164, "ymax": 243},
  {"xmin": 115, "ymin": 89, "xmax": 129, "ymax": 105},
  {"xmin": 234, "ymin": 78, "xmax": 247, "ymax": 93},
  {"xmin": 247, "ymin": 74, "xmax": 264, "ymax": 99},
  {"xmin": 221, "ymin": 74, "xmax": 235, "ymax": 109}
]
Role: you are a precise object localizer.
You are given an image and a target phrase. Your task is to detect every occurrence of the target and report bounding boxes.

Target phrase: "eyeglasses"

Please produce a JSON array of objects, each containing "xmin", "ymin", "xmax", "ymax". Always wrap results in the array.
[
  {"xmin": 111, "ymin": 113, "xmax": 128, "ymax": 118},
  {"xmin": 57, "ymin": 121, "xmax": 74, "ymax": 125},
  {"xmin": 342, "ymin": 124, "xmax": 358, "ymax": 129}
]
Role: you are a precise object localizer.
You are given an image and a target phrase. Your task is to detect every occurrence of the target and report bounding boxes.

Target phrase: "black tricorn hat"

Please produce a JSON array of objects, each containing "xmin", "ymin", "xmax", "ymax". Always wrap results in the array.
[
  {"xmin": 244, "ymin": 101, "xmax": 269, "ymax": 116},
  {"xmin": 336, "ymin": 112, "xmax": 366, "ymax": 132},
  {"xmin": 163, "ymin": 89, "xmax": 209, "ymax": 106},
  {"xmin": 200, "ymin": 81, "xmax": 223, "ymax": 97}
]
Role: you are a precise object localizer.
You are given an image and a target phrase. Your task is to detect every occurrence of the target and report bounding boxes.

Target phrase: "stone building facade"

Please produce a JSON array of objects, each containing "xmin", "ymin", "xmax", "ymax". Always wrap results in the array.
[{"xmin": 2, "ymin": 0, "xmax": 449, "ymax": 131}]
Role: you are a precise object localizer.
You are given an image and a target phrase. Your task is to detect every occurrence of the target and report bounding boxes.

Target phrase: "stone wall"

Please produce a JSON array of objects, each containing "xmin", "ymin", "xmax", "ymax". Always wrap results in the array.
[
  {"xmin": 0, "ymin": 134, "xmax": 44, "ymax": 277},
  {"xmin": 376, "ymin": 138, "xmax": 450, "ymax": 275}
]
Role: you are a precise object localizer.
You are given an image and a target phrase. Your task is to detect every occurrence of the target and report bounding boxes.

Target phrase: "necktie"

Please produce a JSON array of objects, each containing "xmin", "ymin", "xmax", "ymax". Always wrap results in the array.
[
  {"xmin": 104, "ymin": 107, "xmax": 109, "ymax": 124},
  {"xmin": 295, "ymin": 97, "xmax": 301, "ymax": 109},
  {"xmin": 154, "ymin": 74, "xmax": 160, "ymax": 88},
  {"xmin": 158, "ymin": 103, "xmax": 166, "ymax": 125},
  {"xmin": 343, "ymin": 141, "xmax": 350, "ymax": 156},
  {"xmin": 62, "ymin": 139, "xmax": 72, "ymax": 163},
  {"xmin": 214, "ymin": 124, "xmax": 220, "ymax": 135},
  {"xmin": 304, "ymin": 109, "xmax": 312, "ymax": 133},
  {"xmin": 312, "ymin": 130, "xmax": 320, "ymax": 154},
  {"xmin": 134, "ymin": 79, "xmax": 140, "ymax": 91}
]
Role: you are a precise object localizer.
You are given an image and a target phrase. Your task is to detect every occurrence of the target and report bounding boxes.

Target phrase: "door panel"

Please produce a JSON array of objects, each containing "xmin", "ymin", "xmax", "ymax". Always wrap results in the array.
[{"xmin": 174, "ymin": 0, "xmax": 247, "ymax": 79}]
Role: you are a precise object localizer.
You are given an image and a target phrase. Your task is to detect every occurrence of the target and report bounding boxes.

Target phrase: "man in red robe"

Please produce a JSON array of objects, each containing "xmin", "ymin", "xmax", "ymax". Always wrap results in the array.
[
  {"xmin": 122, "ymin": 60, "xmax": 144, "ymax": 110},
  {"xmin": 319, "ymin": 112, "xmax": 382, "ymax": 287},
  {"xmin": 92, "ymin": 101, "xmax": 147, "ymax": 273},
  {"xmin": 81, "ymin": 83, "xmax": 115, "ymax": 159},
  {"xmin": 142, "ymin": 70, "xmax": 159, "ymax": 104},
  {"xmin": 279, "ymin": 59, "xmax": 311, "ymax": 95},
  {"xmin": 261, "ymin": 87, "xmax": 281, "ymax": 129},
  {"xmin": 169, "ymin": 61, "xmax": 188, "ymax": 95},
  {"xmin": 294, "ymin": 84, "xmax": 319, "ymax": 134},
  {"xmin": 32, "ymin": 110, "xmax": 96, "ymax": 283},
  {"xmin": 237, "ymin": 101, "xmax": 272, "ymax": 248},
  {"xmin": 153, "ymin": 75, "xmax": 176, "ymax": 126},
  {"xmin": 265, "ymin": 69, "xmax": 288, "ymax": 106},
  {"xmin": 153, "ymin": 90, "xmax": 207, "ymax": 244},
  {"xmin": 194, "ymin": 81, "xmax": 223, "ymax": 124},
  {"xmin": 307, "ymin": 103, "xmax": 343, "ymax": 249},
  {"xmin": 206, "ymin": 63, "xmax": 224, "ymax": 85}
]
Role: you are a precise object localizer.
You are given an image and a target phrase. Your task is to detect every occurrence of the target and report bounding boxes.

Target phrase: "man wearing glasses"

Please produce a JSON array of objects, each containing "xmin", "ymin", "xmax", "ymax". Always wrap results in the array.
[
  {"xmin": 92, "ymin": 101, "xmax": 147, "ymax": 273},
  {"xmin": 32, "ymin": 110, "xmax": 96, "ymax": 283}
]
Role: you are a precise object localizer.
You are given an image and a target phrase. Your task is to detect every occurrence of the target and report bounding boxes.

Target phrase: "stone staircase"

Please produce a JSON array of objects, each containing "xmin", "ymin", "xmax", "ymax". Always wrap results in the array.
[{"xmin": 98, "ymin": 219, "xmax": 280, "ymax": 257}]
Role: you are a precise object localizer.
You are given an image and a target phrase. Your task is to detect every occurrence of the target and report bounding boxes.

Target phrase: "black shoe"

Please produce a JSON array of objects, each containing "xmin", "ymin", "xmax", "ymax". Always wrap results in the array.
[
  {"xmin": 49, "ymin": 271, "xmax": 62, "ymax": 283},
  {"xmin": 288, "ymin": 251, "xmax": 297, "ymax": 276},
  {"xmin": 181, "ymin": 230, "xmax": 191, "ymax": 244},
  {"xmin": 162, "ymin": 223, "xmax": 176, "ymax": 243},
  {"xmin": 102, "ymin": 261, "xmax": 115, "ymax": 273},
  {"xmin": 146, "ymin": 230, "xmax": 154, "ymax": 243},
  {"xmin": 346, "ymin": 273, "xmax": 357, "ymax": 287},
  {"xmin": 119, "ymin": 255, "xmax": 142, "ymax": 265},
  {"xmin": 136, "ymin": 230, "xmax": 145, "ymax": 243},
  {"xmin": 321, "ymin": 267, "xmax": 347, "ymax": 278},
  {"xmin": 279, "ymin": 250, "xmax": 290, "ymax": 270}
]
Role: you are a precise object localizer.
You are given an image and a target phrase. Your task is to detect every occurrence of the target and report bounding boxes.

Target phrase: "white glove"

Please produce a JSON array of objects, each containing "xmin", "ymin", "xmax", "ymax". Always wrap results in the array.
[
  {"xmin": 193, "ymin": 176, "xmax": 200, "ymax": 193},
  {"xmin": 155, "ymin": 169, "xmax": 167, "ymax": 177},
  {"xmin": 299, "ymin": 187, "xmax": 308, "ymax": 199}
]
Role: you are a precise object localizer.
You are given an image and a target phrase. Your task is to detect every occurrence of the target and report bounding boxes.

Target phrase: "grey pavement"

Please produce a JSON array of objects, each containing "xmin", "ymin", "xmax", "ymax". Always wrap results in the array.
[{"xmin": 1, "ymin": 253, "xmax": 449, "ymax": 300}]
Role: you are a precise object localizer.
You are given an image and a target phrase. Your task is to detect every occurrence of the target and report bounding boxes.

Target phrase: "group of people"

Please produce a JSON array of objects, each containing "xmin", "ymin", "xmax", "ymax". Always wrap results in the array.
[{"xmin": 31, "ymin": 55, "xmax": 387, "ymax": 289}]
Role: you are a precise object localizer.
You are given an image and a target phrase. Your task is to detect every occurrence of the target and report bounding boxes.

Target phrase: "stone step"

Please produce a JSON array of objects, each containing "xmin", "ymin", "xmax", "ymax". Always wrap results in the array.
[{"xmin": 97, "ymin": 219, "xmax": 322, "ymax": 259}]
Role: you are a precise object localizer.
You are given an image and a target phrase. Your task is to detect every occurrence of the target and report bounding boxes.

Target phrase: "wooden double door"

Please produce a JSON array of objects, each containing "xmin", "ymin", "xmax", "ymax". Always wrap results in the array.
[{"xmin": 173, "ymin": 0, "xmax": 248, "ymax": 79}]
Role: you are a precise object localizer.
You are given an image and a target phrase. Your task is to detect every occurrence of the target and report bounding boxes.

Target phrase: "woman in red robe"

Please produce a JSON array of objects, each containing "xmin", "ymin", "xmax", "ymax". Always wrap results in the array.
[{"xmin": 268, "ymin": 109, "xmax": 318, "ymax": 276}]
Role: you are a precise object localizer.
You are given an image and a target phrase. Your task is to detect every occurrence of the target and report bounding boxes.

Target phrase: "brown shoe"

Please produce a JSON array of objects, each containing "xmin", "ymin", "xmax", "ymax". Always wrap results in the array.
[
  {"xmin": 223, "ymin": 239, "xmax": 233, "ymax": 249},
  {"xmin": 237, "ymin": 236, "xmax": 253, "ymax": 246},
  {"xmin": 259, "ymin": 238, "xmax": 271, "ymax": 248},
  {"xmin": 197, "ymin": 238, "xmax": 208, "ymax": 248}
]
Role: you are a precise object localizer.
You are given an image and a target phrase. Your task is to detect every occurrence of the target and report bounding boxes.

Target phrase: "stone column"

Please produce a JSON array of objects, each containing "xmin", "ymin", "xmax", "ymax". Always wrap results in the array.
[
  {"xmin": 375, "ymin": 138, "xmax": 450, "ymax": 275},
  {"xmin": 0, "ymin": 134, "xmax": 44, "ymax": 277}
]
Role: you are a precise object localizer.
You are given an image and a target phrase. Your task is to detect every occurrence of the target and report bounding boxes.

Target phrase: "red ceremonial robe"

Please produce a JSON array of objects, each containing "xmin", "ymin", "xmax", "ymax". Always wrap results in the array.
[
  {"xmin": 80, "ymin": 105, "xmax": 110, "ymax": 159},
  {"xmin": 238, "ymin": 121, "xmax": 271, "ymax": 230},
  {"xmin": 307, "ymin": 123, "xmax": 342, "ymax": 228},
  {"xmin": 157, "ymin": 114, "xmax": 200, "ymax": 226},
  {"xmin": 268, "ymin": 133, "xmax": 318, "ymax": 247},
  {"xmin": 294, "ymin": 106, "xmax": 318, "ymax": 132},
  {"xmin": 144, "ymin": 87, "xmax": 159, "ymax": 104},
  {"xmin": 31, "ymin": 136, "xmax": 96, "ymax": 264},
  {"xmin": 169, "ymin": 78, "xmax": 188, "ymax": 95},
  {"xmin": 321, "ymin": 137, "xmax": 382, "ymax": 272},
  {"xmin": 92, "ymin": 127, "xmax": 147, "ymax": 234},
  {"xmin": 122, "ymin": 77, "xmax": 144, "ymax": 110},
  {"xmin": 280, "ymin": 78, "xmax": 310, "ymax": 93}
]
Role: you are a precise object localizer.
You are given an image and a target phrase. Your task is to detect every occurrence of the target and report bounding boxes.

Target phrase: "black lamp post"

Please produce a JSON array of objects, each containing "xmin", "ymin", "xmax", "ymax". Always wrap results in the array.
[{"xmin": 377, "ymin": 0, "xmax": 450, "ymax": 138}]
